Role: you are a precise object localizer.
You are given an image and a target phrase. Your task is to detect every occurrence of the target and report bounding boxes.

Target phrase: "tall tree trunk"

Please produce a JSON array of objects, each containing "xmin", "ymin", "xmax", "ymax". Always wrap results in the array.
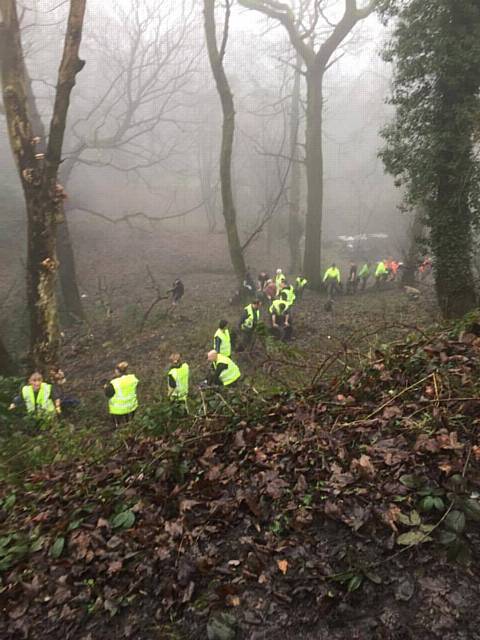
[
  {"xmin": 23, "ymin": 46, "xmax": 85, "ymax": 324},
  {"xmin": 25, "ymin": 190, "xmax": 61, "ymax": 368},
  {"xmin": 0, "ymin": 0, "xmax": 87, "ymax": 370},
  {"xmin": 303, "ymin": 66, "xmax": 324, "ymax": 288},
  {"xmin": 288, "ymin": 56, "xmax": 303, "ymax": 274},
  {"xmin": 0, "ymin": 335, "xmax": 15, "ymax": 376},
  {"xmin": 203, "ymin": 0, "xmax": 246, "ymax": 282}
]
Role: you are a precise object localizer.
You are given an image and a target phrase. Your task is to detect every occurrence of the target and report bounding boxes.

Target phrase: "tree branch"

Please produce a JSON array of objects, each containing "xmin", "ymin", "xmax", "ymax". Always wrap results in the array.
[
  {"xmin": 73, "ymin": 199, "xmax": 206, "ymax": 226},
  {"xmin": 238, "ymin": 0, "xmax": 315, "ymax": 66}
]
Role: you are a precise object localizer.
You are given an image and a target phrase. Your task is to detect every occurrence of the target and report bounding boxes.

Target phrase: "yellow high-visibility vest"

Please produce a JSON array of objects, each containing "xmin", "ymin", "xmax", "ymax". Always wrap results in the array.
[
  {"xmin": 168, "ymin": 363, "xmax": 189, "ymax": 401},
  {"xmin": 214, "ymin": 354, "xmax": 241, "ymax": 386},
  {"xmin": 108, "ymin": 374, "xmax": 139, "ymax": 415},
  {"xmin": 21, "ymin": 383, "xmax": 55, "ymax": 414},
  {"xmin": 214, "ymin": 328, "xmax": 231, "ymax": 356}
]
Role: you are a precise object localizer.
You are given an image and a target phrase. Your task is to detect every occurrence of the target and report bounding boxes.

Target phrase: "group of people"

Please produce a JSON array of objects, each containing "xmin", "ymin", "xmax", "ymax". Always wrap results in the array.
[
  {"xmin": 322, "ymin": 258, "xmax": 402, "ymax": 297},
  {"xmin": 8, "ymin": 268, "xmax": 308, "ymax": 425},
  {"xmin": 11, "ymin": 255, "xmax": 424, "ymax": 425},
  {"xmin": 7, "ymin": 352, "xmax": 236, "ymax": 426}
]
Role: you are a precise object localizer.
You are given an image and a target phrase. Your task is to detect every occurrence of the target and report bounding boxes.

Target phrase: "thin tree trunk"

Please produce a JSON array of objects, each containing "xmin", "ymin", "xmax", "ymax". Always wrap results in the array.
[
  {"xmin": 288, "ymin": 55, "xmax": 303, "ymax": 274},
  {"xmin": 303, "ymin": 66, "xmax": 324, "ymax": 288},
  {"xmin": 203, "ymin": 0, "xmax": 246, "ymax": 282}
]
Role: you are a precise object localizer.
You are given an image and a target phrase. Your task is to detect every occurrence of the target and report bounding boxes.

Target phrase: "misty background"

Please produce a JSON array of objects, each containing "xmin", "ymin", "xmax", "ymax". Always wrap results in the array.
[{"xmin": 0, "ymin": 0, "xmax": 405, "ymax": 354}]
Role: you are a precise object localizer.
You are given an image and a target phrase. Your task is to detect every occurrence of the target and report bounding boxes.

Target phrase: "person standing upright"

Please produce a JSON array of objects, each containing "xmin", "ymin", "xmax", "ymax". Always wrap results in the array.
[
  {"xmin": 238, "ymin": 299, "xmax": 261, "ymax": 351},
  {"xmin": 358, "ymin": 262, "xmax": 372, "ymax": 291},
  {"xmin": 323, "ymin": 263, "xmax": 341, "ymax": 297}
]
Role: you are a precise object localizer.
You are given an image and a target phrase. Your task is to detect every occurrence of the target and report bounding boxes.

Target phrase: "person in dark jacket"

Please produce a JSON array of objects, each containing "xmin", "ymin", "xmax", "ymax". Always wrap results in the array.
[
  {"xmin": 346, "ymin": 262, "xmax": 358, "ymax": 294},
  {"xmin": 168, "ymin": 279, "xmax": 184, "ymax": 305},
  {"xmin": 49, "ymin": 366, "xmax": 79, "ymax": 411},
  {"xmin": 9, "ymin": 371, "xmax": 61, "ymax": 417}
]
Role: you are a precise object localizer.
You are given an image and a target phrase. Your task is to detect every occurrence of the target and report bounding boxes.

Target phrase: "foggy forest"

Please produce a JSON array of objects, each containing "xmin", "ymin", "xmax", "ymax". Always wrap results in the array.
[{"xmin": 1, "ymin": 1, "xmax": 480, "ymax": 638}]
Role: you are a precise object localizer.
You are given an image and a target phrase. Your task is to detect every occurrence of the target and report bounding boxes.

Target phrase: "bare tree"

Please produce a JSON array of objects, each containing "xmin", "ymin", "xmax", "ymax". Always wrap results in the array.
[
  {"xmin": 239, "ymin": 0, "xmax": 377, "ymax": 287},
  {"xmin": 55, "ymin": 0, "xmax": 199, "ymax": 318},
  {"xmin": 0, "ymin": 0, "xmax": 87, "ymax": 369},
  {"xmin": 204, "ymin": 0, "xmax": 247, "ymax": 282}
]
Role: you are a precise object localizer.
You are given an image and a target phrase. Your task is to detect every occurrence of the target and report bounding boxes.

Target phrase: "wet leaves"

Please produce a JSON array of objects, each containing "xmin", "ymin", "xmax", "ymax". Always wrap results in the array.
[
  {"xmin": 111, "ymin": 510, "xmax": 135, "ymax": 530},
  {"xmin": 1, "ymin": 324, "xmax": 480, "ymax": 638},
  {"xmin": 49, "ymin": 536, "xmax": 65, "ymax": 559}
]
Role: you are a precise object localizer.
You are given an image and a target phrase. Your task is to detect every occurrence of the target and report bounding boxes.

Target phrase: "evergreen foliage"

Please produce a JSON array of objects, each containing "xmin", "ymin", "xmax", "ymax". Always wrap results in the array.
[{"xmin": 380, "ymin": 0, "xmax": 480, "ymax": 317}]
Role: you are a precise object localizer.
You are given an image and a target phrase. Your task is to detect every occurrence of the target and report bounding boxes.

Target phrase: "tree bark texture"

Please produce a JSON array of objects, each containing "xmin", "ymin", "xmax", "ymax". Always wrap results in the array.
[
  {"xmin": 303, "ymin": 67, "xmax": 324, "ymax": 287},
  {"xmin": 0, "ymin": 0, "xmax": 87, "ymax": 370},
  {"xmin": 288, "ymin": 56, "xmax": 303, "ymax": 274},
  {"xmin": 203, "ymin": 0, "xmax": 246, "ymax": 282}
]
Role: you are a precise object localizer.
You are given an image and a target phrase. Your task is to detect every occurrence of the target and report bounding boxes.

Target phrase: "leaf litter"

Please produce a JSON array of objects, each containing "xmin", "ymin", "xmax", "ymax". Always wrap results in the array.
[{"xmin": 1, "ymin": 324, "xmax": 480, "ymax": 639}]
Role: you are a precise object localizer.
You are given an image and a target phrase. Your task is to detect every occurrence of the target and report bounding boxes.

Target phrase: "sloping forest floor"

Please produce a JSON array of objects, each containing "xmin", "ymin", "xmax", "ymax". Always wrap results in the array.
[{"xmin": 1, "ymin": 297, "xmax": 480, "ymax": 639}]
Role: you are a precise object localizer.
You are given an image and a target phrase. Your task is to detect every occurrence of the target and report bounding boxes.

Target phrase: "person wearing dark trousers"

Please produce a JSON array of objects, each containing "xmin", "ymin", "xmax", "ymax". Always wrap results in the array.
[
  {"xmin": 104, "ymin": 361, "xmax": 139, "ymax": 427},
  {"xmin": 346, "ymin": 262, "xmax": 358, "ymax": 294},
  {"xmin": 167, "ymin": 279, "xmax": 184, "ymax": 305},
  {"xmin": 269, "ymin": 299, "xmax": 292, "ymax": 341},
  {"xmin": 358, "ymin": 262, "xmax": 371, "ymax": 291},
  {"xmin": 323, "ymin": 263, "xmax": 341, "ymax": 298},
  {"xmin": 294, "ymin": 276, "xmax": 308, "ymax": 301},
  {"xmin": 238, "ymin": 299, "xmax": 261, "ymax": 351}
]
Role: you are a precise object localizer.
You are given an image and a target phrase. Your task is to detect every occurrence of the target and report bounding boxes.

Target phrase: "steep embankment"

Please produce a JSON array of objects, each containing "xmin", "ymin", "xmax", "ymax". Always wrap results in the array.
[{"xmin": 1, "ymin": 322, "xmax": 480, "ymax": 640}]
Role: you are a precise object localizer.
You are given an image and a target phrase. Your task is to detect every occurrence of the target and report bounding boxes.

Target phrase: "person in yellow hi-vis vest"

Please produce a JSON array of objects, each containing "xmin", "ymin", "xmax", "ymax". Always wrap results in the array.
[
  {"xmin": 104, "ymin": 361, "xmax": 139, "ymax": 427},
  {"xmin": 9, "ymin": 371, "xmax": 61, "ymax": 418},
  {"xmin": 238, "ymin": 299, "xmax": 261, "ymax": 351},
  {"xmin": 167, "ymin": 353, "xmax": 190, "ymax": 410},
  {"xmin": 375, "ymin": 260, "xmax": 389, "ymax": 288},
  {"xmin": 323, "ymin": 263, "xmax": 341, "ymax": 297},
  {"xmin": 207, "ymin": 350, "xmax": 241, "ymax": 387},
  {"xmin": 213, "ymin": 319, "xmax": 232, "ymax": 357}
]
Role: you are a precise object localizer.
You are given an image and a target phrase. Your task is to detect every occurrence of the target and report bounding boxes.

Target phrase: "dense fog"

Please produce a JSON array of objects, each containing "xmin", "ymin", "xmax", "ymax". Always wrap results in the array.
[{"xmin": 0, "ymin": 0, "xmax": 413, "ymax": 359}]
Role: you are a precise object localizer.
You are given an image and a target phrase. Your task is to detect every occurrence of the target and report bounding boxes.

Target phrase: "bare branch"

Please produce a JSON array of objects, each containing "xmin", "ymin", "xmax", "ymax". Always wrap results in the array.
[
  {"xmin": 73, "ymin": 199, "xmax": 206, "ymax": 227},
  {"xmin": 238, "ymin": 0, "xmax": 315, "ymax": 66}
]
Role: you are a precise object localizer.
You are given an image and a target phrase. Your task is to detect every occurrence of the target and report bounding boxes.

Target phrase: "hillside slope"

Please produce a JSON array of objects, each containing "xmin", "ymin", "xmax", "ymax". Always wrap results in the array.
[{"xmin": 1, "ymin": 321, "xmax": 480, "ymax": 640}]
